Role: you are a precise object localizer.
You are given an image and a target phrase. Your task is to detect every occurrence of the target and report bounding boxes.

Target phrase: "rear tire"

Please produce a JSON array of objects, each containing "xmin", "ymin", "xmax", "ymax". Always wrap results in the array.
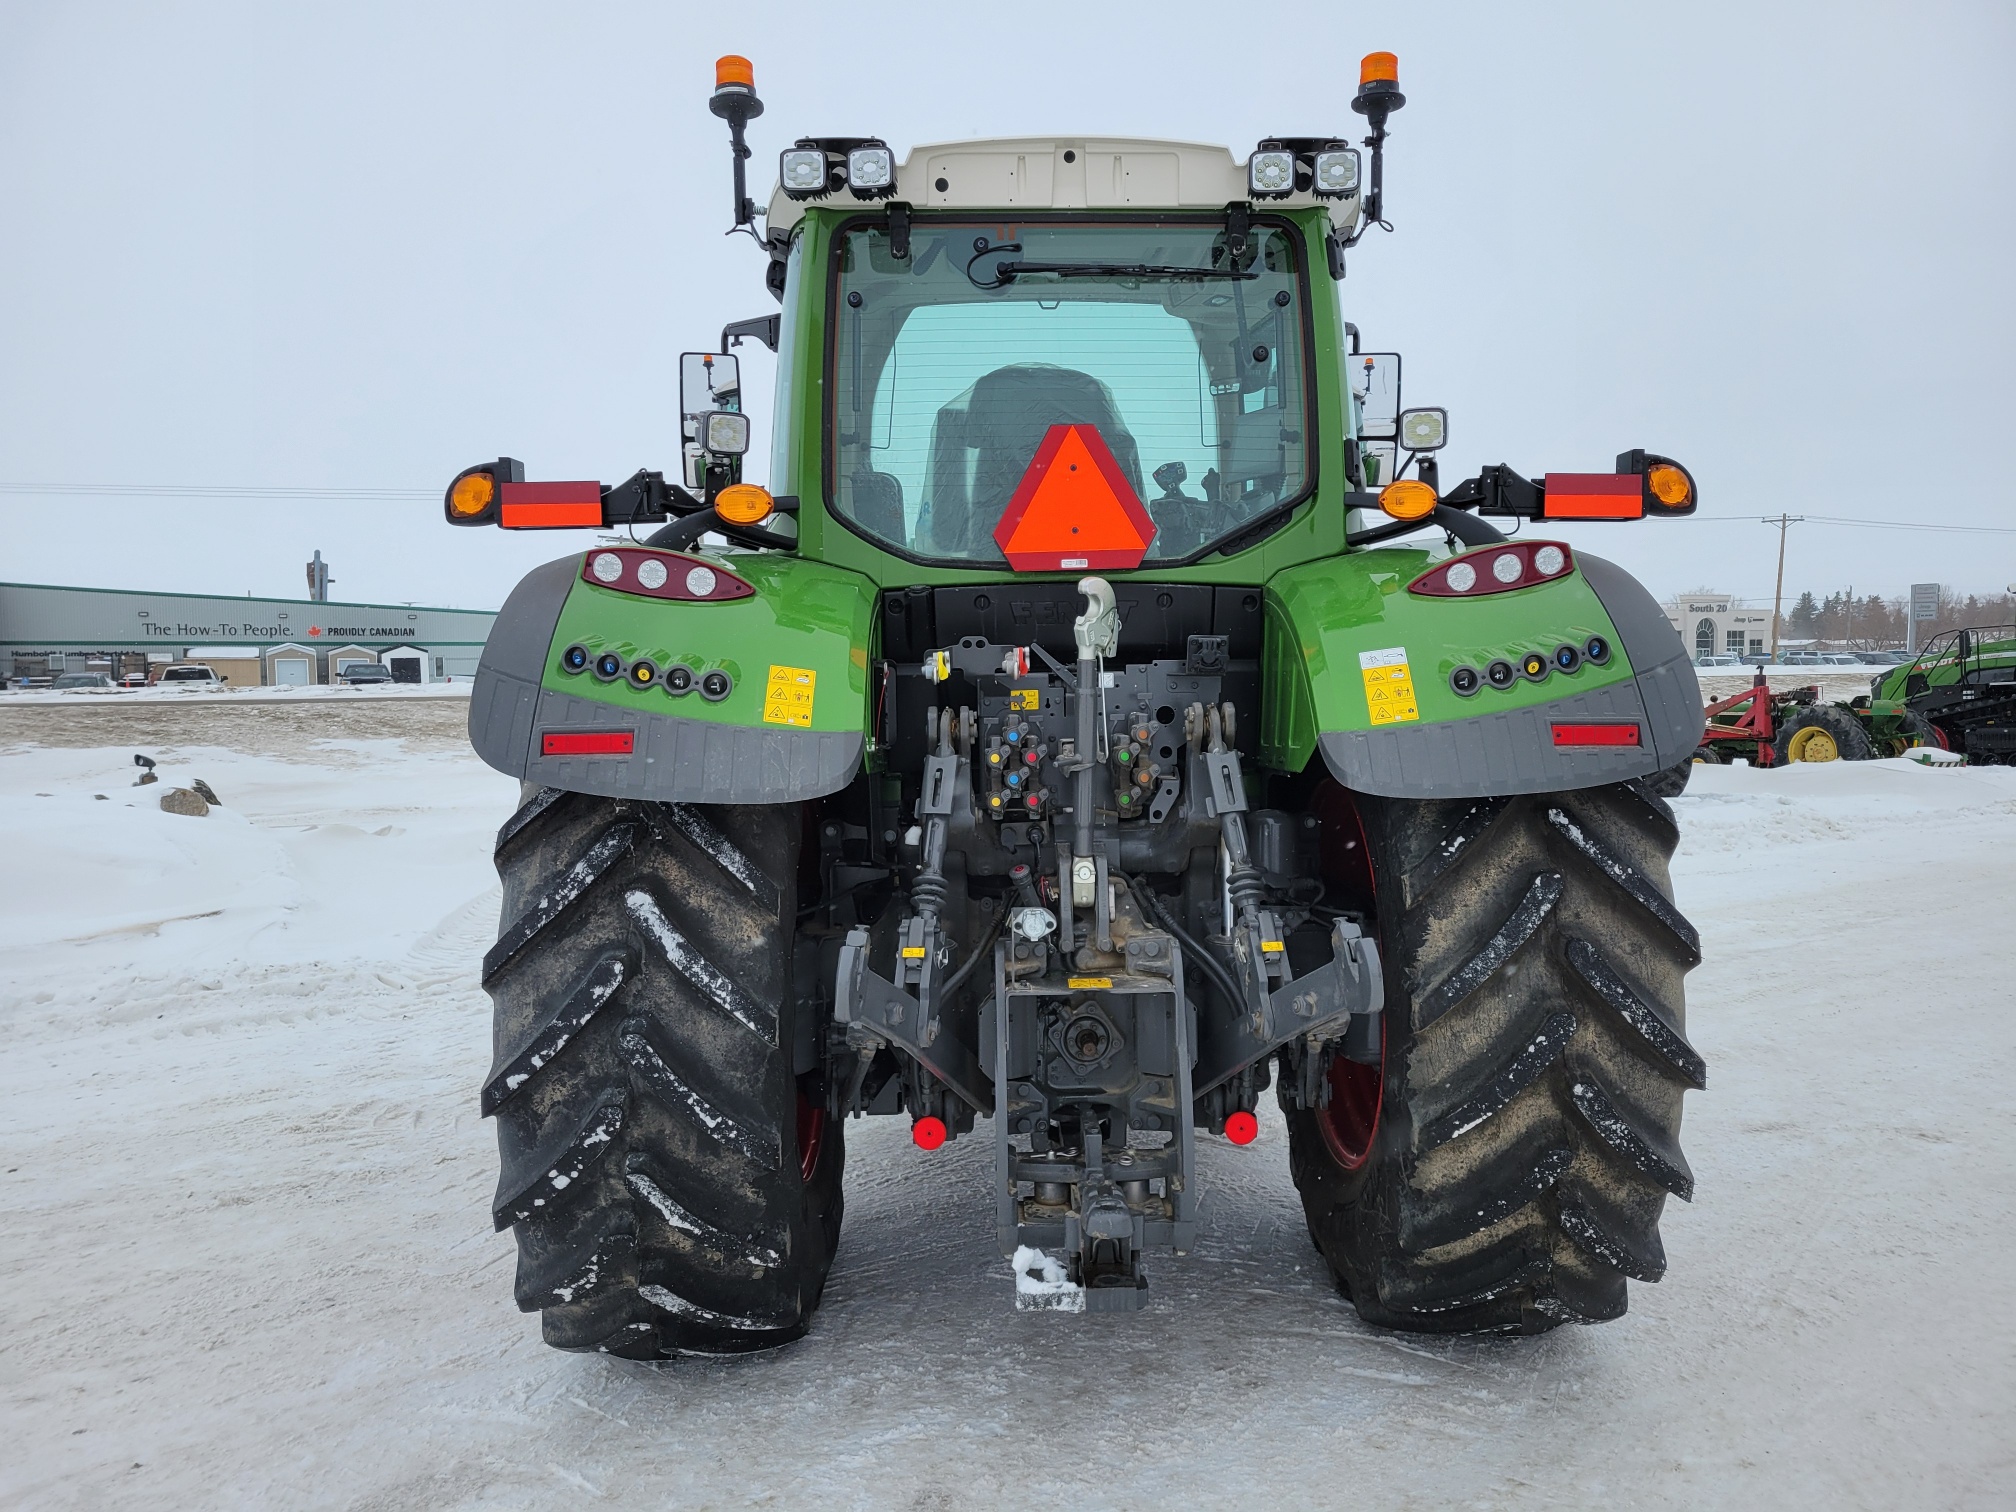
[
  {"xmin": 1285, "ymin": 784, "xmax": 1704, "ymax": 1334},
  {"xmin": 1772, "ymin": 704, "xmax": 1872, "ymax": 764},
  {"xmin": 481, "ymin": 787, "xmax": 843, "ymax": 1359}
]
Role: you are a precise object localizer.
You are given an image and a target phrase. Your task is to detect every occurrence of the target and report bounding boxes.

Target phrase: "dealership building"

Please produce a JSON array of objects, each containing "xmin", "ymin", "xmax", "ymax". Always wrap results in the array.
[
  {"xmin": 1659, "ymin": 590, "xmax": 1775, "ymax": 661},
  {"xmin": 0, "ymin": 581, "xmax": 497, "ymax": 685}
]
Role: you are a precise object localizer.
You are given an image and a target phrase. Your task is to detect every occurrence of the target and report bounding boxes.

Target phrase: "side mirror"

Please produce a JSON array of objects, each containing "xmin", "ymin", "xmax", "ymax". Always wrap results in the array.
[
  {"xmin": 1398, "ymin": 406, "xmax": 1447, "ymax": 452},
  {"xmin": 1359, "ymin": 440, "xmax": 1397, "ymax": 488},
  {"xmin": 680, "ymin": 351, "xmax": 741, "ymax": 428},
  {"xmin": 1352, "ymin": 351, "xmax": 1401, "ymax": 438}
]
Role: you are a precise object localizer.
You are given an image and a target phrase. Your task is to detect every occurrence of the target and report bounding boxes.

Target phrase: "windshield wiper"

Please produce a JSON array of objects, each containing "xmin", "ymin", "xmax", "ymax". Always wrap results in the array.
[
  {"xmin": 966, "ymin": 241, "xmax": 1256, "ymax": 290},
  {"xmin": 1004, "ymin": 261, "xmax": 1256, "ymax": 281}
]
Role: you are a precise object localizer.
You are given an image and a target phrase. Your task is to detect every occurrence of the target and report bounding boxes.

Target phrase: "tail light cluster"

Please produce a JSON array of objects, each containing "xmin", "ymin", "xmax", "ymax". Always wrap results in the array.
[
  {"xmin": 580, "ymin": 547, "xmax": 754, "ymax": 602},
  {"xmin": 1408, "ymin": 541, "xmax": 1575, "ymax": 598}
]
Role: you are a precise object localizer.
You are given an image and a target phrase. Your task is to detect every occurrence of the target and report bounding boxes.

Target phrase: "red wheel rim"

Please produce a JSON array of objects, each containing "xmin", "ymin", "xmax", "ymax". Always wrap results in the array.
[
  {"xmin": 796, "ymin": 1089, "xmax": 826, "ymax": 1186},
  {"xmin": 1317, "ymin": 1027, "xmax": 1385, "ymax": 1171},
  {"xmin": 1310, "ymin": 781, "xmax": 1386, "ymax": 1172}
]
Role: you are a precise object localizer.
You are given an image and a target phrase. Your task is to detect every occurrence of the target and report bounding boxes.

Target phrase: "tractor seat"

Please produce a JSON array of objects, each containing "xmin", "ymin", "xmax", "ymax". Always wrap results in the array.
[{"xmin": 921, "ymin": 363, "xmax": 1143, "ymax": 558}]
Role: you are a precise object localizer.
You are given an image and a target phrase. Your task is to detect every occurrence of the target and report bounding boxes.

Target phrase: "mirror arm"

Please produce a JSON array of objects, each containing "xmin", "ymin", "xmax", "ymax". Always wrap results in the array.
[
  {"xmin": 721, "ymin": 314, "xmax": 782, "ymax": 353},
  {"xmin": 1442, "ymin": 464, "xmax": 1543, "ymax": 519}
]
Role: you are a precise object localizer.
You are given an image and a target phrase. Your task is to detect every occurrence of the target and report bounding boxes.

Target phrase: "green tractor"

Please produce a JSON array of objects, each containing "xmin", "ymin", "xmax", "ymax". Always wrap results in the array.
[
  {"xmin": 448, "ymin": 52, "xmax": 1708, "ymax": 1356},
  {"xmin": 1762, "ymin": 628, "xmax": 2015, "ymax": 766}
]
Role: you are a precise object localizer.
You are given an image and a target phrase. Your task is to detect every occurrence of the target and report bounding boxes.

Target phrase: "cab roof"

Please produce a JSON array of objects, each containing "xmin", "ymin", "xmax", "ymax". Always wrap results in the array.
[{"xmin": 764, "ymin": 136, "xmax": 1360, "ymax": 237}]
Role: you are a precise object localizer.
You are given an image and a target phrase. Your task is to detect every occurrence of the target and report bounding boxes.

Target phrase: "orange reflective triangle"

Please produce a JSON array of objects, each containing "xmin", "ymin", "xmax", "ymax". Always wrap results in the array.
[{"xmin": 992, "ymin": 424, "xmax": 1157, "ymax": 572}]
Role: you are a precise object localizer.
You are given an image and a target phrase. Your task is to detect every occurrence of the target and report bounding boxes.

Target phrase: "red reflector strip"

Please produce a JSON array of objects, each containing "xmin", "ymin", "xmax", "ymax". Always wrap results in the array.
[
  {"xmin": 501, "ymin": 481, "xmax": 604, "ymax": 529},
  {"xmin": 1551, "ymin": 722, "xmax": 1642, "ymax": 747},
  {"xmin": 1543, "ymin": 473, "xmax": 1644, "ymax": 520},
  {"xmin": 541, "ymin": 730, "xmax": 635, "ymax": 756}
]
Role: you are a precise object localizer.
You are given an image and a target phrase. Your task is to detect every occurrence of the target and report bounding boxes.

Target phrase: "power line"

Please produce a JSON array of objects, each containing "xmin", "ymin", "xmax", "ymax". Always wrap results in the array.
[{"xmin": 1683, "ymin": 512, "xmax": 2016, "ymax": 536}]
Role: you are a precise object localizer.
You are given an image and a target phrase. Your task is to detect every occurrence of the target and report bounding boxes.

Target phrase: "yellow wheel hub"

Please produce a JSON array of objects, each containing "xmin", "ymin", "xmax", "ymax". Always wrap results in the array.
[{"xmin": 1787, "ymin": 726, "xmax": 1840, "ymax": 763}]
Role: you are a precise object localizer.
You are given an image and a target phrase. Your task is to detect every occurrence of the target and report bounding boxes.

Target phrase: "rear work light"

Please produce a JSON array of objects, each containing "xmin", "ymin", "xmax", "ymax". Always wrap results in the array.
[
  {"xmin": 541, "ymin": 730, "xmax": 635, "ymax": 756},
  {"xmin": 578, "ymin": 548, "xmax": 755, "ymax": 602},
  {"xmin": 1408, "ymin": 541, "xmax": 1575, "ymax": 597},
  {"xmin": 1550, "ymin": 723, "xmax": 1641, "ymax": 747}
]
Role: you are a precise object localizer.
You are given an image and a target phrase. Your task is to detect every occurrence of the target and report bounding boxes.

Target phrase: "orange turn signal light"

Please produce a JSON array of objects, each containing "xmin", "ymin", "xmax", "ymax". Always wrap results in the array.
[
  {"xmin": 1647, "ymin": 463, "xmax": 1692, "ymax": 509},
  {"xmin": 714, "ymin": 55, "xmax": 753, "ymax": 90},
  {"xmin": 713, "ymin": 483, "xmax": 773, "ymax": 526},
  {"xmin": 1359, "ymin": 51, "xmax": 1399, "ymax": 86},
  {"xmin": 1378, "ymin": 478, "xmax": 1438, "ymax": 522},
  {"xmin": 448, "ymin": 470, "xmax": 495, "ymax": 519}
]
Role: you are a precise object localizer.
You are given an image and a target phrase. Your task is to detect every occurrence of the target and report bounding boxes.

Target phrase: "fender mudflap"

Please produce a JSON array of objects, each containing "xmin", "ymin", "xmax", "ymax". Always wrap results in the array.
[
  {"xmin": 467, "ymin": 556, "xmax": 863, "ymax": 804},
  {"xmin": 1319, "ymin": 555, "xmax": 1701, "ymax": 799}
]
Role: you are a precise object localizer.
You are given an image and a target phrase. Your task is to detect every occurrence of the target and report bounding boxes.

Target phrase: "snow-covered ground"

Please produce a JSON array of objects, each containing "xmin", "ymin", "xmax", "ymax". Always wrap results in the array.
[
  {"xmin": 0, "ymin": 681, "xmax": 473, "ymax": 705},
  {"xmin": 2, "ymin": 704, "xmax": 2012, "ymax": 1510}
]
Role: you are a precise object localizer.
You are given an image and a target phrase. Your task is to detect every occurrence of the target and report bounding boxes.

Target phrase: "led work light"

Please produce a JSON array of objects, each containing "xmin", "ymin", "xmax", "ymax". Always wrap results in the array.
[
  {"xmin": 846, "ymin": 142, "xmax": 896, "ymax": 198},
  {"xmin": 1248, "ymin": 148, "xmax": 1295, "ymax": 198},
  {"xmin": 1311, "ymin": 146, "xmax": 1361, "ymax": 198},
  {"xmin": 780, "ymin": 146, "xmax": 829, "ymax": 198}
]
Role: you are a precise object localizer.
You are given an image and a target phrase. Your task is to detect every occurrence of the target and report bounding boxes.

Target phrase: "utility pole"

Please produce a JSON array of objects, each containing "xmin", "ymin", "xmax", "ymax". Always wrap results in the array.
[{"xmin": 1763, "ymin": 515, "xmax": 1803, "ymax": 660}]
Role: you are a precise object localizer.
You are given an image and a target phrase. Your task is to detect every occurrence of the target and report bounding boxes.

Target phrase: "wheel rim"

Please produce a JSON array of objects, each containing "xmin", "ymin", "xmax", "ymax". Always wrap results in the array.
[
  {"xmin": 1317, "ymin": 1026, "xmax": 1385, "ymax": 1171},
  {"xmin": 1310, "ymin": 781, "xmax": 1386, "ymax": 1171},
  {"xmin": 1787, "ymin": 726, "xmax": 1839, "ymax": 762},
  {"xmin": 796, "ymin": 1089, "xmax": 826, "ymax": 1187}
]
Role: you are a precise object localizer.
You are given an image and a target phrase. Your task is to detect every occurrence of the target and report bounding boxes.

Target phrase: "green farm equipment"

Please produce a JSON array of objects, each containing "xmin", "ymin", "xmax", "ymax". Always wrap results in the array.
[
  {"xmin": 1849, "ymin": 626, "xmax": 2016, "ymax": 764},
  {"xmin": 1723, "ymin": 628, "xmax": 2015, "ymax": 767},
  {"xmin": 449, "ymin": 52, "xmax": 1708, "ymax": 1354}
]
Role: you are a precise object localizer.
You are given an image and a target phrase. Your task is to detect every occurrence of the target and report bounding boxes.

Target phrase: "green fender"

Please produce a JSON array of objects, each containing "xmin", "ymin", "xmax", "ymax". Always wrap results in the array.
[
  {"xmin": 468, "ymin": 550, "xmax": 874, "ymax": 804},
  {"xmin": 1261, "ymin": 546, "xmax": 1702, "ymax": 797}
]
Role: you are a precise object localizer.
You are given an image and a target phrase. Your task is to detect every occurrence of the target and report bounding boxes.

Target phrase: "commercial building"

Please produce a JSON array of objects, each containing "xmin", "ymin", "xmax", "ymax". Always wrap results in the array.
[
  {"xmin": 0, "ymin": 581, "xmax": 496, "ymax": 685},
  {"xmin": 1660, "ymin": 590, "xmax": 1774, "ymax": 661}
]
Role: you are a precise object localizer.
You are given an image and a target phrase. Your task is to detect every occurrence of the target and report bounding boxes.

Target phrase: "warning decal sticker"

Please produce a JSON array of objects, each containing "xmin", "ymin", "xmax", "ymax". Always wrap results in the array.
[
  {"xmin": 763, "ymin": 664, "xmax": 817, "ymax": 727},
  {"xmin": 1358, "ymin": 646, "xmax": 1420, "ymax": 726}
]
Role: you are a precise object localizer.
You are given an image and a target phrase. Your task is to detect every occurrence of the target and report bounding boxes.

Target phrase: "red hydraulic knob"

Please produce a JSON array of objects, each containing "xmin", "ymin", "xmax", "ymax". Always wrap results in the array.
[
  {"xmin": 1225, "ymin": 1110, "xmax": 1259, "ymax": 1145},
  {"xmin": 912, "ymin": 1116, "xmax": 948, "ymax": 1151}
]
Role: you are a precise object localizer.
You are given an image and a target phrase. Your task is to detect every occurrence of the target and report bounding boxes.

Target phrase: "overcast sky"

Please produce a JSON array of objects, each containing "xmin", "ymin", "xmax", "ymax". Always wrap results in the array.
[{"xmin": 3, "ymin": 1, "xmax": 2012, "ymax": 612}]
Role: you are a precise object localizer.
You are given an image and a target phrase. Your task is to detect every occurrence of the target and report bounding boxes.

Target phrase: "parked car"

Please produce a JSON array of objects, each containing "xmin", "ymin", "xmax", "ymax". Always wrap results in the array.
[
  {"xmin": 1817, "ymin": 653, "xmax": 1864, "ymax": 667},
  {"xmin": 1856, "ymin": 650, "xmax": 1909, "ymax": 666},
  {"xmin": 155, "ymin": 664, "xmax": 224, "ymax": 685},
  {"xmin": 337, "ymin": 663, "xmax": 396, "ymax": 685},
  {"xmin": 119, "ymin": 671, "xmax": 152, "ymax": 687},
  {"xmin": 51, "ymin": 672, "xmax": 116, "ymax": 689}
]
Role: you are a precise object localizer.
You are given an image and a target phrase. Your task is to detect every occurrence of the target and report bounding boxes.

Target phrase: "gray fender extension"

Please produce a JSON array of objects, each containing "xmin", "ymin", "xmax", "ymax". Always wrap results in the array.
[
  {"xmin": 466, "ymin": 556, "xmax": 863, "ymax": 804},
  {"xmin": 1319, "ymin": 553, "xmax": 1703, "ymax": 799}
]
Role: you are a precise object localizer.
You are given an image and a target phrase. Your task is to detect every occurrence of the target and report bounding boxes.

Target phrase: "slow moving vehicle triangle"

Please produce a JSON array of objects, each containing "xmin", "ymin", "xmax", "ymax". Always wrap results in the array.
[{"xmin": 992, "ymin": 424, "xmax": 1157, "ymax": 572}]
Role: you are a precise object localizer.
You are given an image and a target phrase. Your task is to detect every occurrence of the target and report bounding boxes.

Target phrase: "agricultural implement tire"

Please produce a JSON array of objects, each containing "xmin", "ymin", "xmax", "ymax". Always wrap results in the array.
[
  {"xmin": 1284, "ymin": 784, "xmax": 1704, "ymax": 1334},
  {"xmin": 1772, "ymin": 704, "xmax": 1873, "ymax": 765},
  {"xmin": 1690, "ymin": 744, "xmax": 1724, "ymax": 765},
  {"xmin": 481, "ymin": 786, "xmax": 843, "ymax": 1359},
  {"xmin": 1897, "ymin": 708, "xmax": 1948, "ymax": 754}
]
